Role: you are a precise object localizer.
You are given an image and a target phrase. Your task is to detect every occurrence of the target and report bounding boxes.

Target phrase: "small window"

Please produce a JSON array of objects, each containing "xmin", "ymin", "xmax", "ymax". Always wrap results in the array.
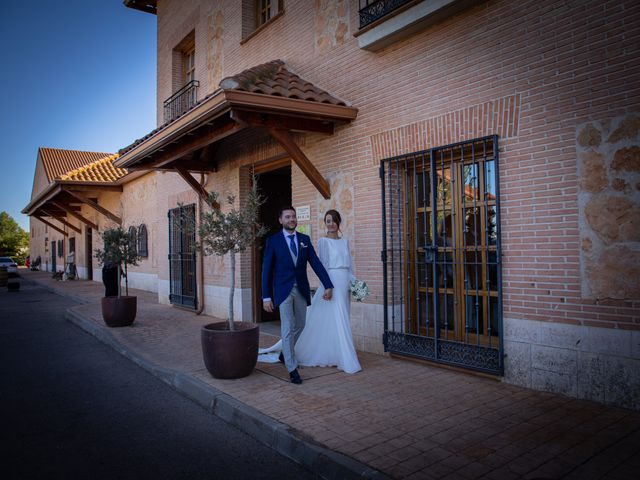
[
  {"xmin": 258, "ymin": 0, "xmax": 271, "ymax": 26},
  {"xmin": 242, "ymin": 0, "xmax": 283, "ymax": 41},
  {"xmin": 69, "ymin": 237, "xmax": 76, "ymax": 254},
  {"xmin": 137, "ymin": 224, "xmax": 149, "ymax": 257},
  {"xmin": 128, "ymin": 226, "xmax": 138, "ymax": 255},
  {"xmin": 58, "ymin": 239, "xmax": 64, "ymax": 257},
  {"xmin": 184, "ymin": 47, "xmax": 195, "ymax": 85}
]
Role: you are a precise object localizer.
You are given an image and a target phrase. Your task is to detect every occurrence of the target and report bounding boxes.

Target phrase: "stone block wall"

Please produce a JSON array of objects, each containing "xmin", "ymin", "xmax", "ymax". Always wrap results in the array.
[{"xmin": 577, "ymin": 114, "xmax": 640, "ymax": 301}]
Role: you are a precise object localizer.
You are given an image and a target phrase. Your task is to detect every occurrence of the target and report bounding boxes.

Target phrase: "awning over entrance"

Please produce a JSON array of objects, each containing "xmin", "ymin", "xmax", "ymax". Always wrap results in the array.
[
  {"xmin": 22, "ymin": 153, "xmax": 133, "ymax": 234},
  {"xmin": 114, "ymin": 60, "xmax": 358, "ymax": 200}
]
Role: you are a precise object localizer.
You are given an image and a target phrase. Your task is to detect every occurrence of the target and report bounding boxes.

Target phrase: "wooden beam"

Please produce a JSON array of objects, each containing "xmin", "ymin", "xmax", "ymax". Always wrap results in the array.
[
  {"xmin": 174, "ymin": 165, "xmax": 220, "ymax": 209},
  {"xmin": 41, "ymin": 210, "xmax": 82, "ymax": 234},
  {"xmin": 131, "ymin": 121, "xmax": 244, "ymax": 171},
  {"xmin": 34, "ymin": 215, "xmax": 69, "ymax": 237},
  {"xmin": 268, "ymin": 128, "xmax": 331, "ymax": 199},
  {"xmin": 65, "ymin": 185, "xmax": 123, "ymax": 192},
  {"xmin": 51, "ymin": 201, "xmax": 99, "ymax": 231},
  {"xmin": 64, "ymin": 191, "xmax": 122, "ymax": 226},
  {"xmin": 231, "ymin": 110, "xmax": 334, "ymax": 134}
]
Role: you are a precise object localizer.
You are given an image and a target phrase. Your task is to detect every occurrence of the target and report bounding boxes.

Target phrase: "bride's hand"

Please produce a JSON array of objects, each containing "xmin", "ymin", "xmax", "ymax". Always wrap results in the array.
[{"xmin": 323, "ymin": 288, "xmax": 333, "ymax": 300}]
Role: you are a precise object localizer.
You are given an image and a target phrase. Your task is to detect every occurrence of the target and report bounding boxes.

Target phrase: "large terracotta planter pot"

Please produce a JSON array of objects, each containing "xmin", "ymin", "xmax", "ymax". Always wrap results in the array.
[
  {"xmin": 201, "ymin": 322, "xmax": 259, "ymax": 379},
  {"xmin": 101, "ymin": 296, "xmax": 137, "ymax": 327}
]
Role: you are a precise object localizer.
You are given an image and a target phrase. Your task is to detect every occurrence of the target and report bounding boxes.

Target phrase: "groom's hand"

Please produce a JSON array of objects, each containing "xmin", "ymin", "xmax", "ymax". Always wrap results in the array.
[
  {"xmin": 263, "ymin": 300, "xmax": 274, "ymax": 312},
  {"xmin": 323, "ymin": 288, "xmax": 333, "ymax": 300}
]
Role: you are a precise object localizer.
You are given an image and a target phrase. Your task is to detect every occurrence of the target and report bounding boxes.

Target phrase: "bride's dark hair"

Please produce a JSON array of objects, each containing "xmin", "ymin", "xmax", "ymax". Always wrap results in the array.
[{"xmin": 325, "ymin": 209, "xmax": 342, "ymax": 232}]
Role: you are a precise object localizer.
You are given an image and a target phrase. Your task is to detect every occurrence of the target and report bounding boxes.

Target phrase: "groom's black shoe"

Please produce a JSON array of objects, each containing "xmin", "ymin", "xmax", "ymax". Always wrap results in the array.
[
  {"xmin": 289, "ymin": 368, "xmax": 303, "ymax": 385},
  {"xmin": 278, "ymin": 352, "xmax": 285, "ymax": 364}
]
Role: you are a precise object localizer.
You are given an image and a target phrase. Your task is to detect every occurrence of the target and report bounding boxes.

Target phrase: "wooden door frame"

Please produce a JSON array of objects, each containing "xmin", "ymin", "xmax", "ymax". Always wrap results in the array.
[{"xmin": 251, "ymin": 158, "xmax": 292, "ymax": 322}]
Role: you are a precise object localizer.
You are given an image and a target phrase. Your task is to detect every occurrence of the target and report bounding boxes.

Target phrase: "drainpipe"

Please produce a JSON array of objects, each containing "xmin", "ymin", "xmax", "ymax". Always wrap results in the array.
[{"xmin": 196, "ymin": 172, "xmax": 206, "ymax": 315}]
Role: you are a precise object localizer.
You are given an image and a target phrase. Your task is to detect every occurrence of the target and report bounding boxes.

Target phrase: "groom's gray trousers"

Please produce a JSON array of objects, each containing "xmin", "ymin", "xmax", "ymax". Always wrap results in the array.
[{"xmin": 279, "ymin": 285, "xmax": 307, "ymax": 372}]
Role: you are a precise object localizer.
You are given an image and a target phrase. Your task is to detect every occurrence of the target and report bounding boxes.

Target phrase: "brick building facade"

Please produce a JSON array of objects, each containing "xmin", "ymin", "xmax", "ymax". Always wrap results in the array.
[{"xmin": 26, "ymin": 0, "xmax": 640, "ymax": 409}]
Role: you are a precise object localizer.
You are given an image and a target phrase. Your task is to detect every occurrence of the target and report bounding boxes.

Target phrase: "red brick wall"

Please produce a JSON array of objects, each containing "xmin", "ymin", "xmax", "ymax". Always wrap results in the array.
[{"xmin": 154, "ymin": 0, "xmax": 640, "ymax": 329}]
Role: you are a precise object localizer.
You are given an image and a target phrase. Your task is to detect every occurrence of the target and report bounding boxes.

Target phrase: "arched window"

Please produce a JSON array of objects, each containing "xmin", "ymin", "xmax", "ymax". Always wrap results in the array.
[
  {"xmin": 137, "ymin": 224, "xmax": 148, "ymax": 257},
  {"xmin": 128, "ymin": 226, "xmax": 138, "ymax": 255}
]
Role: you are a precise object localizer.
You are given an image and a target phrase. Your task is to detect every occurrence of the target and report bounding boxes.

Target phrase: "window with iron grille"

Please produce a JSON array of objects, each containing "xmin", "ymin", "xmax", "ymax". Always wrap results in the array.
[
  {"xmin": 137, "ymin": 224, "xmax": 148, "ymax": 257},
  {"xmin": 168, "ymin": 205, "xmax": 197, "ymax": 309},
  {"xmin": 358, "ymin": 0, "xmax": 413, "ymax": 29},
  {"xmin": 128, "ymin": 226, "xmax": 138, "ymax": 256},
  {"xmin": 165, "ymin": 31, "xmax": 199, "ymax": 123},
  {"xmin": 381, "ymin": 135, "xmax": 504, "ymax": 375}
]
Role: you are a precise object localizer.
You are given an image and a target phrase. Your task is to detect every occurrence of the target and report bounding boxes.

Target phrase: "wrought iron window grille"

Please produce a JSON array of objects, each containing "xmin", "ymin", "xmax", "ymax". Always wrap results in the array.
[
  {"xmin": 380, "ymin": 135, "xmax": 504, "ymax": 375},
  {"xmin": 128, "ymin": 226, "xmax": 138, "ymax": 256},
  {"xmin": 163, "ymin": 80, "xmax": 199, "ymax": 123},
  {"xmin": 358, "ymin": 0, "xmax": 414, "ymax": 29},
  {"xmin": 137, "ymin": 224, "xmax": 148, "ymax": 258},
  {"xmin": 168, "ymin": 205, "xmax": 198, "ymax": 309}
]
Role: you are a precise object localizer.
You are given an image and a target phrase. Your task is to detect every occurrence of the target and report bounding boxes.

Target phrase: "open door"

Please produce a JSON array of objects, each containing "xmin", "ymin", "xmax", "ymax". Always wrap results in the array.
[{"xmin": 253, "ymin": 163, "xmax": 292, "ymax": 323}]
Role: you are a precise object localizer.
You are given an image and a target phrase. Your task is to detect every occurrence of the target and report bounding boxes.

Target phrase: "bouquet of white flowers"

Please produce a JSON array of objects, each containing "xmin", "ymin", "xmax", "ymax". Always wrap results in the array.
[{"xmin": 350, "ymin": 279, "xmax": 370, "ymax": 302}]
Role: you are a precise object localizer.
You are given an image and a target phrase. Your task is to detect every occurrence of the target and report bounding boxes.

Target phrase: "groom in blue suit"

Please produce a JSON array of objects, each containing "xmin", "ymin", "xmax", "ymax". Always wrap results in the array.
[{"xmin": 262, "ymin": 206, "xmax": 334, "ymax": 384}]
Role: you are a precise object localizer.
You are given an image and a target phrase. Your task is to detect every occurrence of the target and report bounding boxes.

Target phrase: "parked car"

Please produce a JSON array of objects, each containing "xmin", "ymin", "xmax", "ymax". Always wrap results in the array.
[{"xmin": 0, "ymin": 257, "xmax": 18, "ymax": 276}]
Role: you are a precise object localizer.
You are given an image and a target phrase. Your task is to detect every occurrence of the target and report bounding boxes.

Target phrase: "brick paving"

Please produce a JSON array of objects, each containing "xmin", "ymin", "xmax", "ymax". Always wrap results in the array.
[{"xmin": 18, "ymin": 270, "xmax": 640, "ymax": 479}]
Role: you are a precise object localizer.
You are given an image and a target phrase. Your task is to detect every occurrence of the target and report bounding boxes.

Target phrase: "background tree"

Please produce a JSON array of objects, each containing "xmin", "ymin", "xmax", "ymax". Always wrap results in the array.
[
  {"xmin": 0, "ymin": 211, "xmax": 29, "ymax": 258},
  {"xmin": 94, "ymin": 226, "xmax": 140, "ymax": 297}
]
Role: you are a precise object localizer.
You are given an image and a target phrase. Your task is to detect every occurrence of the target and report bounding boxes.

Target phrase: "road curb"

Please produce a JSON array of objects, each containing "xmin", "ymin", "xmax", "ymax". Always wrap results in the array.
[{"xmin": 64, "ymin": 305, "xmax": 389, "ymax": 480}]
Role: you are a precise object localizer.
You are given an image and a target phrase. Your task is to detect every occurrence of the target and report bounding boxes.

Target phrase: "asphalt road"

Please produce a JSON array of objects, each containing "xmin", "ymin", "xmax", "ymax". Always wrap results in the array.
[{"xmin": 0, "ymin": 279, "xmax": 318, "ymax": 480}]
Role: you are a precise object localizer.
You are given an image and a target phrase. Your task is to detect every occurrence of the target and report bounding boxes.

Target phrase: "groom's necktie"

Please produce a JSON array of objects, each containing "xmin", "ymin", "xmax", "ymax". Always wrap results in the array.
[{"xmin": 288, "ymin": 234, "xmax": 298, "ymax": 257}]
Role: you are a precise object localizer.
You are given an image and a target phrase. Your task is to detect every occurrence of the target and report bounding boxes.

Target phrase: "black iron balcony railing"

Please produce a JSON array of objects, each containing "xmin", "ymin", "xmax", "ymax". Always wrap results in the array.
[
  {"xmin": 163, "ymin": 80, "xmax": 199, "ymax": 123},
  {"xmin": 359, "ymin": 0, "xmax": 414, "ymax": 29}
]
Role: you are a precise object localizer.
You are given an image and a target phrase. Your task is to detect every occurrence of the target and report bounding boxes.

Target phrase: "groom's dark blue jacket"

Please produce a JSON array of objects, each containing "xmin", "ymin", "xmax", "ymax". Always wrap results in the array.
[{"xmin": 262, "ymin": 231, "xmax": 334, "ymax": 307}]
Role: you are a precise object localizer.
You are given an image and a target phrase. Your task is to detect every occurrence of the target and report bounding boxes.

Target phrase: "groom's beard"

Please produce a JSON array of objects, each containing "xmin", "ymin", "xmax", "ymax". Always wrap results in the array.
[{"xmin": 283, "ymin": 224, "xmax": 297, "ymax": 233}]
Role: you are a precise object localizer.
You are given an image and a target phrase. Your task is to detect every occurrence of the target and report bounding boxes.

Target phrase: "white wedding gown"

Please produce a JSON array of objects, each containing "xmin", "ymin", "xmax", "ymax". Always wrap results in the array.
[{"xmin": 258, "ymin": 237, "xmax": 362, "ymax": 374}]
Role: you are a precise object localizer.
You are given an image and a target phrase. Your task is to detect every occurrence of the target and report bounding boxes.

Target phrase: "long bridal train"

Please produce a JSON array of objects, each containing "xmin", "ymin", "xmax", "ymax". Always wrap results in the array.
[{"xmin": 259, "ymin": 237, "xmax": 361, "ymax": 374}]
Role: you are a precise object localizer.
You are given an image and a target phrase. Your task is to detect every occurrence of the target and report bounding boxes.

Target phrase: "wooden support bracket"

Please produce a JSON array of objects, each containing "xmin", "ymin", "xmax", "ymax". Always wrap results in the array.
[
  {"xmin": 41, "ymin": 210, "xmax": 82, "ymax": 234},
  {"xmin": 65, "ymin": 191, "xmax": 122, "ymax": 226},
  {"xmin": 51, "ymin": 201, "xmax": 99, "ymax": 231},
  {"xmin": 268, "ymin": 128, "xmax": 331, "ymax": 199},
  {"xmin": 174, "ymin": 165, "xmax": 220, "ymax": 209},
  {"xmin": 34, "ymin": 215, "xmax": 69, "ymax": 237}
]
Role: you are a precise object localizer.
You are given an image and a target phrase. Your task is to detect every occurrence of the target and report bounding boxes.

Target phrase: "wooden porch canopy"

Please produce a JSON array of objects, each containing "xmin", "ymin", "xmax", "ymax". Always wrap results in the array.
[
  {"xmin": 22, "ymin": 180, "xmax": 126, "ymax": 235},
  {"xmin": 22, "ymin": 150, "xmax": 137, "ymax": 234},
  {"xmin": 114, "ymin": 60, "xmax": 358, "ymax": 200}
]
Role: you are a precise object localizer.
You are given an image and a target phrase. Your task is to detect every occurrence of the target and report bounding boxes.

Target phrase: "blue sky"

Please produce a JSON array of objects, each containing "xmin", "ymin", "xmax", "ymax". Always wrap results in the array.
[{"xmin": 0, "ymin": 1, "xmax": 157, "ymax": 230}]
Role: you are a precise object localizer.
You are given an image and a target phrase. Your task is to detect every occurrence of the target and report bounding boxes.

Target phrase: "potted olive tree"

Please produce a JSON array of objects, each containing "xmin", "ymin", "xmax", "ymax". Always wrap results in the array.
[
  {"xmin": 198, "ymin": 179, "xmax": 267, "ymax": 379},
  {"xmin": 94, "ymin": 226, "xmax": 141, "ymax": 327}
]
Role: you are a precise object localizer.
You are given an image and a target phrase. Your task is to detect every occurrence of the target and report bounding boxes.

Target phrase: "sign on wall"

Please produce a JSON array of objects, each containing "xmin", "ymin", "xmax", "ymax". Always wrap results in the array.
[{"xmin": 296, "ymin": 205, "xmax": 310, "ymax": 221}]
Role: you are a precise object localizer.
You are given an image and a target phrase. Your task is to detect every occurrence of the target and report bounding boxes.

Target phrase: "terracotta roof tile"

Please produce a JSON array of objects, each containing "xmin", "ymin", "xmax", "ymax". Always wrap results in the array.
[
  {"xmin": 119, "ymin": 60, "xmax": 349, "ymax": 156},
  {"xmin": 219, "ymin": 60, "xmax": 347, "ymax": 105},
  {"xmin": 58, "ymin": 154, "xmax": 126, "ymax": 182},
  {"xmin": 39, "ymin": 147, "xmax": 114, "ymax": 182}
]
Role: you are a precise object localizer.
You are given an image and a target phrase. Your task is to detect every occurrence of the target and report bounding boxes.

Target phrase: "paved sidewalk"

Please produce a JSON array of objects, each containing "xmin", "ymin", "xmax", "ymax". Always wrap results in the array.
[{"xmin": 17, "ymin": 269, "xmax": 640, "ymax": 479}]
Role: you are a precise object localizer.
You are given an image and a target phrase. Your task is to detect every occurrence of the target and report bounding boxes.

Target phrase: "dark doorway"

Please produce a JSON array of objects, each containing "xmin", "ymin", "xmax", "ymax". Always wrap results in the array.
[
  {"xmin": 253, "ymin": 165, "xmax": 292, "ymax": 322},
  {"xmin": 85, "ymin": 227, "xmax": 93, "ymax": 280},
  {"xmin": 51, "ymin": 241, "xmax": 56, "ymax": 272}
]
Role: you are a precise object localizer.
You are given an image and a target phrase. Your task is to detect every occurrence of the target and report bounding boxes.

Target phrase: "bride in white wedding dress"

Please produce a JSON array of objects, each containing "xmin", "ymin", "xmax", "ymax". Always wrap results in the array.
[{"xmin": 258, "ymin": 210, "xmax": 361, "ymax": 374}]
